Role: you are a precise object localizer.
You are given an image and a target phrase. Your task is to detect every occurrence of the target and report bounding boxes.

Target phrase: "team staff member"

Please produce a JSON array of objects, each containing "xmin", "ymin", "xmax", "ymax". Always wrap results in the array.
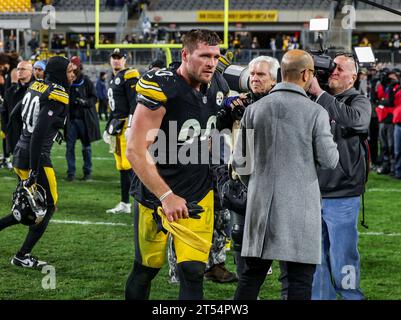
[
  {"xmin": 0, "ymin": 56, "xmax": 74, "ymax": 268},
  {"xmin": 105, "ymin": 48, "xmax": 139, "ymax": 214},
  {"xmin": 125, "ymin": 29, "xmax": 229, "ymax": 300},
  {"xmin": 1, "ymin": 61, "xmax": 34, "ymax": 164}
]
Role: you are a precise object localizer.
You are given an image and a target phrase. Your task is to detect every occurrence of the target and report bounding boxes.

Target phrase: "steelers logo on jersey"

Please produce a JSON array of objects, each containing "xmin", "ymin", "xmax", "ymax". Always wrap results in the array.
[
  {"xmin": 216, "ymin": 91, "xmax": 224, "ymax": 106},
  {"xmin": 115, "ymin": 77, "xmax": 121, "ymax": 85}
]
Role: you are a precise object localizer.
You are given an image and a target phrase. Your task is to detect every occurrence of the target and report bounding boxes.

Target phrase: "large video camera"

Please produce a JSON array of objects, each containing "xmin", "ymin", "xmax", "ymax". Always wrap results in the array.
[
  {"xmin": 310, "ymin": 50, "xmax": 337, "ymax": 90},
  {"xmin": 221, "ymin": 64, "xmax": 250, "ymax": 93}
]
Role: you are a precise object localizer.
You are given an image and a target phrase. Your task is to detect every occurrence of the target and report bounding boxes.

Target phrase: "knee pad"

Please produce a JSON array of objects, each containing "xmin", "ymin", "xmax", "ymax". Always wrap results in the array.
[
  {"xmin": 177, "ymin": 261, "xmax": 205, "ymax": 283},
  {"xmin": 125, "ymin": 261, "xmax": 160, "ymax": 300},
  {"xmin": 131, "ymin": 260, "xmax": 159, "ymax": 284},
  {"xmin": 177, "ymin": 261, "xmax": 206, "ymax": 300}
]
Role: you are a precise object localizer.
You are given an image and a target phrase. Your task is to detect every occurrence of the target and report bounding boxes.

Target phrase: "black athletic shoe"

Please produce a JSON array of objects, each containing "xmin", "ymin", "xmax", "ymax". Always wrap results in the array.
[{"xmin": 11, "ymin": 254, "xmax": 47, "ymax": 268}]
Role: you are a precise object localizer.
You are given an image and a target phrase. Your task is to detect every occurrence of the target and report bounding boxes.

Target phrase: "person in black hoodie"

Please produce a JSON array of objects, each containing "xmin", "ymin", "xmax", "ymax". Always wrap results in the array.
[
  {"xmin": 65, "ymin": 56, "xmax": 100, "ymax": 181},
  {"xmin": 0, "ymin": 56, "xmax": 74, "ymax": 268}
]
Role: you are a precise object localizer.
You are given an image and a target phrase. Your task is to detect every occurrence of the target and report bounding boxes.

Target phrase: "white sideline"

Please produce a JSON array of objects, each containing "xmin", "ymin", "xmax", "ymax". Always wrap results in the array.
[
  {"xmin": 49, "ymin": 219, "xmax": 401, "ymax": 236},
  {"xmin": 366, "ymin": 188, "xmax": 401, "ymax": 192},
  {"xmin": 54, "ymin": 156, "xmax": 114, "ymax": 161},
  {"xmin": 360, "ymin": 232, "xmax": 401, "ymax": 237},
  {"xmin": 51, "ymin": 219, "xmax": 131, "ymax": 227}
]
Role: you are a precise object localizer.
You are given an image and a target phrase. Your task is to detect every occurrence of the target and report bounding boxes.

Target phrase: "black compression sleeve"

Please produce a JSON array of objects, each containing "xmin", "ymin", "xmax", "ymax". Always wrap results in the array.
[{"xmin": 29, "ymin": 101, "xmax": 65, "ymax": 171}]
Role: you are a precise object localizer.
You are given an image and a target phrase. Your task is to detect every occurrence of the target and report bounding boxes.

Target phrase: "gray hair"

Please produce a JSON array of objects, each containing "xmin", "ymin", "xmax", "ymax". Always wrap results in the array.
[{"xmin": 248, "ymin": 55, "xmax": 280, "ymax": 81}]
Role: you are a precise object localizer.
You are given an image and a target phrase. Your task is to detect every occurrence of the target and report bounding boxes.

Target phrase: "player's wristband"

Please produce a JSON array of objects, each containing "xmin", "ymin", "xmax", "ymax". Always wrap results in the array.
[{"xmin": 159, "ymin": 190, "xmax": 173, "ymax": 202}]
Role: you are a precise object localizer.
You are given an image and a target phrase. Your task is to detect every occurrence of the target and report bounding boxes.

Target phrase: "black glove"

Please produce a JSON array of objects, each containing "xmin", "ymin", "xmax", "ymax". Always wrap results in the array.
[
  {"xmin": 152, "ymin": 202, "xmax": 205, "ymax": 234},
  {"xmin": 23, "ymin": 170, "xmax": 38, "ymax": 188},
  {"xmin": 186, "ymin": 202, "xmax": 204, "ymax": 219},
  {"xmin": 152, "ymin": 211, "xmax": 168, "ymax": 234}
]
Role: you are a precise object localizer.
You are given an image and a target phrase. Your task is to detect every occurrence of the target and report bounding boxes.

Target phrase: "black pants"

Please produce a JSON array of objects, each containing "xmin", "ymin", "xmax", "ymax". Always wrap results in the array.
[
  {"xmin": 369, "ymin": 116, "xmax": 380, "ymax": 165},
  {"xmin": 379, "ymin": 123, "xmax": 394, "ymax": 171},
  {"xmin": 98, "ymin": 99, "xmax": 108, "ymax": 120},
  {"xmin": 234, "ymin": 257, "xmax": 316, "ymax": 300}
]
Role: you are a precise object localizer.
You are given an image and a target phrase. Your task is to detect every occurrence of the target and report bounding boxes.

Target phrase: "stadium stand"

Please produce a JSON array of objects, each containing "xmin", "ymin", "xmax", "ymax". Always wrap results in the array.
[
  {"xmin": 49, "ymin": 0, "xmax": 116, "ymax": 11},
  {"xmin": 151, "ymin": 0, "xmax": 335, "ymax": 11},
  {"xmin": 356, "ymin": 0, "xmax": 401, "ymax": 9},
  {"xmin": 149, "ymin": 0, "xmax": 401, "ymax": 11},
  {"xmin": 0, "ymin": 0, "xmax": 32, "ymax": 12}
]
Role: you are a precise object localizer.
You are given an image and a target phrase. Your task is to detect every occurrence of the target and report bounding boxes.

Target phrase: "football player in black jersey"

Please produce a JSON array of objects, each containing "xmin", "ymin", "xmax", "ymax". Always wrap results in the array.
[
  {"xmin": 104, "ymin": 48, "xmax": 140, "ymax": 214},
  {"xmin": 0, "ymin": 56, "xmax": 74, "ymax": 268},
  {"xmin": 125, "ymin": 29, "xmax": 229, "ymax": 300}
]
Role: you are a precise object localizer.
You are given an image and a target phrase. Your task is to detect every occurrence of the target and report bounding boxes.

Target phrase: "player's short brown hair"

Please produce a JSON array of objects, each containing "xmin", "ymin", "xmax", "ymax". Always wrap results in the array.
[{"xmin": 181, "ymin": 29, "xmax": 221, "ymax": 53}]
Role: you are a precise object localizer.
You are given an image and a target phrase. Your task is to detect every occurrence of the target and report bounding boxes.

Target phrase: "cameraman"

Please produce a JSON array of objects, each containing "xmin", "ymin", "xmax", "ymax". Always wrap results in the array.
[
  {"xmin": 216, "ymin": 55, "xmax": 279, "ymax": 281},
  {"xmin": 65, "ymin": 56, "xmax": 100, "ymax": 181},
  {"xmin": 307, "ymin": 53, "xmax": 371, "ymax": 300},
  {"xmin": 217, "ymin": 56, "xmax": 279, "ymax": 130}
]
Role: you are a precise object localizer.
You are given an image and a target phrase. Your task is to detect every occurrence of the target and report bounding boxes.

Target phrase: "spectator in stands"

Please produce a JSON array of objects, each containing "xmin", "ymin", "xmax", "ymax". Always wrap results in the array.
[
  {"xmin": 5, "ymin": 35, "xmax": 17, "ymax": 52},
  {"xmin": 270, "ymin": 38, "xmax": 277, "ymax": 57},
  {"xmin": 65, "ymin": 56, "xmax": 101, "ymax": 182},
  {"xmin": 359, "ymin": 37, "xmax": 372, "ymax": 47},
  {"xmin": 251, "ymin": 36, "xmax": 260, "ymax": 49},
  {"xmin": 115, "ymin": 0, "xmax": 125, "ymax": 7},
  {"xmin": 28, "ymin": 32, "xmax": 39, "ymax": 57},
  {"xmin": 275, "ymin": 33, "xmax": 284, "ymax": 52},
  {"xmin": 142, "ymin": 17, "xmax": 152, "ymax": 42},
  {"xmin": 33, "ymin": 60, "xmax": 46, "ymax": 81},
  {"xmin": 389, "ymin": 34, "xmax": 401, "ymax": 63},
  {"xmin": 106, "ymin": 0, "xmax": 115, "ymax": 9},
  {"xmin": 77, "ymin": 34, "xmax": 87, "ymax": 63},
  {"xmin": 96, "ymin": 71, "xmax": 108, "ymax": 121}
]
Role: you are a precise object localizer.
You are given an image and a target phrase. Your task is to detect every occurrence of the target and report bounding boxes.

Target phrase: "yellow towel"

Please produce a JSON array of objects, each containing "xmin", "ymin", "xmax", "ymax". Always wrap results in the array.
[{"xmin": 157, "ymin": 207, "xmax": 211, "ymax": 254}]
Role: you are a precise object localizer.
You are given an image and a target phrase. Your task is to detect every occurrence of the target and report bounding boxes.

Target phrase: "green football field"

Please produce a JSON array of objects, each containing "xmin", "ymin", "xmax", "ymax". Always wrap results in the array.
[{"xmin": 0, "ymin": 132, "xmax": 401, "ymax": 300}]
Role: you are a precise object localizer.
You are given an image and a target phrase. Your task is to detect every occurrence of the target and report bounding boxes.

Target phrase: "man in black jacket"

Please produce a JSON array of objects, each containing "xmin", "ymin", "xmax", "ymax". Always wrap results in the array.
[
  {"xmin": 307, "ymin": 53, "xmax": 371, "ymax": 300},
  {"xmin": 65, "ymin": 56, "xmax": 100, "ymax": 181},
  {"xmin": 1, "ymin": 61, "xmax": 34, "ymax": 169}
]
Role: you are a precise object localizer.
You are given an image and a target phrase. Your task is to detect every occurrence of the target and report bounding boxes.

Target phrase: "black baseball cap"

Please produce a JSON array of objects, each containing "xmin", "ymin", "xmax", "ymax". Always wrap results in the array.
[
  {"xmin": 110, "ymin": 48, "xmax": 128, "ymax": 59},
  {"xmin": 148, "ymin": 59, "xmax": 165, "ymax": 70}
]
